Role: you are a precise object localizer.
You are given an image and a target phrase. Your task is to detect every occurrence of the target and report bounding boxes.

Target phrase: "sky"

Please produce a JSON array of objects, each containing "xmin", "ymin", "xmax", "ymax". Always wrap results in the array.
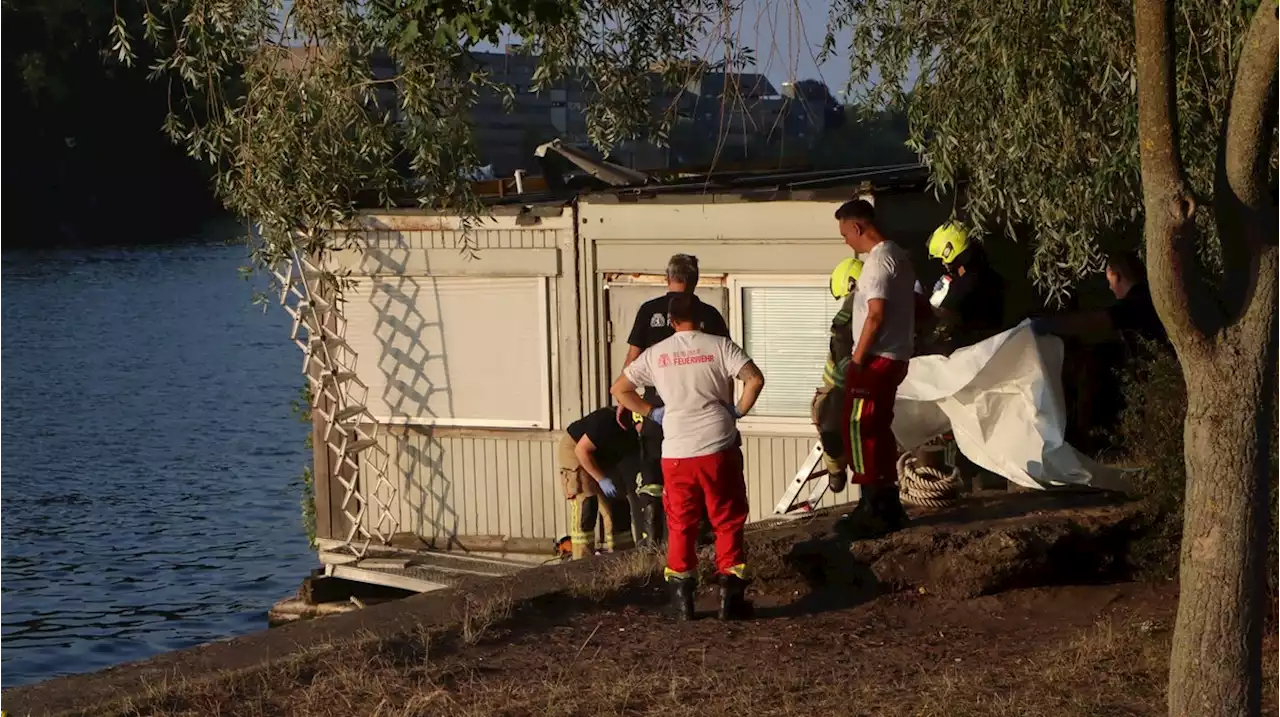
[
  {"xmin": 481, "ymin": 0, "xmax": 863, "ymax": 95},
  {"xmin": 278, "ymin": 0, "xmax": 867, "ymax": 95}
]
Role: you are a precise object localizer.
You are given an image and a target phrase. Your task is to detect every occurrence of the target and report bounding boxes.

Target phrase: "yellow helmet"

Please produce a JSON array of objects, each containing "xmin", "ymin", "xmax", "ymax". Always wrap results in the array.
[
  {"xmin": 928, "ymin": 223, "xmax": 970, "ymax": 264},
  {"xmin": 829, "ymin": 257, "xmax": 864, "ymax": 299}
]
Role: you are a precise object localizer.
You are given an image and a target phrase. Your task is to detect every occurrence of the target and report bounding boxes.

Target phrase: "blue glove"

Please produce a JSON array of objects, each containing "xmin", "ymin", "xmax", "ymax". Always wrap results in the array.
[
  {"xmin": 648, "ymin": 406, "xmax": 665, "ymax": 425},
  {"xmin": 722, "ymin": 401, "xmax": 744, "ymax": 419},
  {"xmin": 1030, "ymin": 317, "xmax": 1053, "ymax": 336},
  {"xmin": 596, "ymin": 477, "xmax": 618, "ymax": 498}
]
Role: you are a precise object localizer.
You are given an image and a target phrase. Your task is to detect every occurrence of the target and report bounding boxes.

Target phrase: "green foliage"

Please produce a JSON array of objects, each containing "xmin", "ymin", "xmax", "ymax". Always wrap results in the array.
[
  {"xmin": 291, "ymin": 382, "xmax": 317, "ymax": 547},
  {"xmin": 824, "ymin": 0, "xmax": 1260, "ymax": 300},
  {"xmin": 1114, "ymin": 344, "xmax": 1279, "ymax": 594},
  {"xmin": 113, "ymin": 0, "xmax": 733, "ymax": 268}
]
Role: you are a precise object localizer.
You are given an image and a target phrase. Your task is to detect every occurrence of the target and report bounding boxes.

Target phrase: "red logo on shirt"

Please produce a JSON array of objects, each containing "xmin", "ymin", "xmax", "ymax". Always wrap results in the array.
[
  {"xmin": 670, "ymin": 350, "xmax": 715, "ymax": 366},
  {"xmin": 657, "ymin": 353, "xmax": 672, "ymax": 368}
]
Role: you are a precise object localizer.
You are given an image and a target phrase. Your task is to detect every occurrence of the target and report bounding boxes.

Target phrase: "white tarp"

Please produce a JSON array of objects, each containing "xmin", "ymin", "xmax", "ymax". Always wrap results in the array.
[{"xmin": 892, "ymin": 320, "xmax": 1131, "ymax": 492}]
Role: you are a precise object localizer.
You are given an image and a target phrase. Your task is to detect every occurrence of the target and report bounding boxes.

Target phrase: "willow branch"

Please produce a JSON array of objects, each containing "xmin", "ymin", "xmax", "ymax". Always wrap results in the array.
[
  {"xmin": 1216, "ymin": 1, "xmax": 1278, "ymax": 330},
  {"xmin": 1133, "ymin": 0, "xmax": 1214, "ymax": 358}
]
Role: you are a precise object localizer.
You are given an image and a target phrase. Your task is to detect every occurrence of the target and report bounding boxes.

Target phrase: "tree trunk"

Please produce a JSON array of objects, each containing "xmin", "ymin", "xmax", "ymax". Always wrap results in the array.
[{"xmin": 1170, "ymin": 311, "xmax": 1275, "ymax": 716}]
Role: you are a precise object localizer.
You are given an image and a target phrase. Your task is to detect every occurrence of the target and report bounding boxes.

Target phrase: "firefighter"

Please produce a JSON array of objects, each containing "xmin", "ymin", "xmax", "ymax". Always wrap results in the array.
[
  {"xmin": 611, "ymin": 293, "xmax": 765, "ymax": 621},
  {"xmin": 558, "ymin": 406, "xmax": 640, "ymax": 559},
  {"xmin": 926, "ymin": 222, "xmax": 1009, "ymax": 352},
  {"xmin": 832, "ymin": 199, "xmax": 917, "ymax": 538},
  {"xmin": 617, "ymin": 254, "xmax": 730, "ymax": 550},
  {"xmin": 810, "ymin": 257, "xmax": 864, "ymax": 493}
]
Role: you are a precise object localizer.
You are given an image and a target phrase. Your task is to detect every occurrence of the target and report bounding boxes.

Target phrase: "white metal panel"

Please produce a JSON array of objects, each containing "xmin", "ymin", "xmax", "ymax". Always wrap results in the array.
[
  {"xmin": 343, "ymin": 276, "xmax": 552, "ymax": 428},
  {"xmin": 326, "ymin": 247, "xmax": 560, "ymax": 277},
  {"xmin": 741, "ymin": 433, "xmax": 858, "ymax": 522},
  {"xmin": 580, "ymin": 200, "xmax": 845, "ymax": 241}
]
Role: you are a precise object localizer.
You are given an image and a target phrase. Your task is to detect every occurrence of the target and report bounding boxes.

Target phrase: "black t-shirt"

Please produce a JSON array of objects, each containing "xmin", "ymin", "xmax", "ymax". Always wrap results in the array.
[
  {"xmin": 937, "ymin": 248, "xmax": 1007, "ymax": 347},
  {"xmin": 626, "ymin": 292, "xmax": 729, "ymax": 405},
  {"xmin": 627, "ymin": 291, "xmax": 730, "ymax": 350},
  {"xmin": 1108, "ymin": 283, "xmax": 1167, "ymax": 345},
  {"xmin": 566, "ymin": 407, "xmax": 638, "ymax": 472}
]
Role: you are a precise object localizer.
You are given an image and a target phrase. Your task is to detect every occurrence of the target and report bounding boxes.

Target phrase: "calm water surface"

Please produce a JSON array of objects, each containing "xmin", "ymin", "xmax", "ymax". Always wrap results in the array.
[{"xmin": 1, "ymin": 240, "xmax": 315, "ymax": 687}]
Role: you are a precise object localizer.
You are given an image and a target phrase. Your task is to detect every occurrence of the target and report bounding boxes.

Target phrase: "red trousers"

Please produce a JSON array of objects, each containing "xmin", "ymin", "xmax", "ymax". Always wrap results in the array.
[
  {"xmin": 843, "ymin": 355, "xmax": 910, "ymax": 485},
  {"xmin": 661, "ymin": 448, "xmax": 748, "ymax": 577}
]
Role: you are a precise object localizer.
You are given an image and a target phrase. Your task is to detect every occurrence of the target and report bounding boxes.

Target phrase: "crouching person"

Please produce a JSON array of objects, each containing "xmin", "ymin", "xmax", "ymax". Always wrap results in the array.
[
  {"xmin": 611, "ymin": 293, "xmax": 765, "ymax": 621},
  {"xmin": 558, "ymin": 406, "xmax": 639, "ymax": 559}
]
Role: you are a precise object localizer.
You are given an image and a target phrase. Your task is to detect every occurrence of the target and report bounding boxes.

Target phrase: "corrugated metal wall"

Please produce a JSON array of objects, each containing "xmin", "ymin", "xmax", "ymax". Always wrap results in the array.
[
  {"xmin": 358, "ymin": 227, "xmax": 566, "ymax": 250},
  {"xmin": 358, "ymin": 427, "xmax": 571, "ymax": 543},
  {"xmin": 353, "ymin": 429, "xmax": 852, "ymax": 543}
]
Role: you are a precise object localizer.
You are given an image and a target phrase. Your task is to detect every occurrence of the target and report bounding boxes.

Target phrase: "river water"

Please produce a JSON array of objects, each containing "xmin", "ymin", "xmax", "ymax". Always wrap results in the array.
[{"xmin": 1, "ymin": 239, "xmax": 316, "ymax": 688}]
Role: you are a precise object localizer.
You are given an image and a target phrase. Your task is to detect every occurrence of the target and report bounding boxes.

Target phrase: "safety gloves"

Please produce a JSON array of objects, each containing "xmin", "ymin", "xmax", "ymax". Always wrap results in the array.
[
  {"xmin": 596, "ymin": 477, "xmax": 619, "ymax": 497},
  {"xmin": 648, "ymin": 406, "xmax": 666, "ymax": 425}
]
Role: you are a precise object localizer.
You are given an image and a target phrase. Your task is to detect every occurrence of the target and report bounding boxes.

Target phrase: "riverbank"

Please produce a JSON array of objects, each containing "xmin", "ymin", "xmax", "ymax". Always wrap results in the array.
[{"xmin": 6, "ymin": 492, "xmax": 1276, "ymax": 716}]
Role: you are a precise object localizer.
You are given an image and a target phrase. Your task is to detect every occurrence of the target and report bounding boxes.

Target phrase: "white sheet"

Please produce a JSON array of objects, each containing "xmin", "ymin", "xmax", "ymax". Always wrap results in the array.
[{"xmin": 892, "ymin": 320, "xmax": 1131, "ymax": 492}]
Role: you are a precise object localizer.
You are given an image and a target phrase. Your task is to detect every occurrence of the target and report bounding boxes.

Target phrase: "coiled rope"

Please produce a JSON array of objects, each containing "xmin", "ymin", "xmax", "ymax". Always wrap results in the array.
[{"xmin": 896, "ymin": 452, "xmax": 963, "ymax": 509}]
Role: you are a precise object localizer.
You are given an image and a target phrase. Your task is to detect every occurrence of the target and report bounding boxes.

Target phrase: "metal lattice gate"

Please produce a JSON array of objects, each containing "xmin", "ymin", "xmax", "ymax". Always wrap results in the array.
[{"xmin": 274, "ymin": 250, "xmax": 400, "ymax": 557}]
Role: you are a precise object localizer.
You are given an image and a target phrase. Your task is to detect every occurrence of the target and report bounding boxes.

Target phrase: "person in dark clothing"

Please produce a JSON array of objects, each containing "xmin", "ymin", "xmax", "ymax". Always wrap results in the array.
[
  {"xmin": 926, "ymin": 223, "xmax": 1009, "ymax": 351},
  {"xmin": 618, "ymin": 253, "xmax": 730, "ymax": 549},
  {"xmin": 559, "ymin": 406, "xmax": 640, "ymax": 559},
  {"xmin": 1031, "ymin": 250, "xmax": 1167, "ymax": 348},
  {"xmin": 1031, "ymin": 250, "xmax": 1169, "ymax": 452}
]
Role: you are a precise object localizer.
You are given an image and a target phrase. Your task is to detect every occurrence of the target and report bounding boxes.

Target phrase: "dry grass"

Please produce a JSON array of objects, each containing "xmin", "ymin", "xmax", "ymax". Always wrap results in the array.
[
  {"xmin": 457, "ymin": 590, "xmax": 514, "ymax": 646},
  {"xmin": 564, "ymin": 549, "xmax": 662, "ymax": 600},
  {"xmin": 94, "ymin": 606, "xmax": 1277, "ymax": 717}
]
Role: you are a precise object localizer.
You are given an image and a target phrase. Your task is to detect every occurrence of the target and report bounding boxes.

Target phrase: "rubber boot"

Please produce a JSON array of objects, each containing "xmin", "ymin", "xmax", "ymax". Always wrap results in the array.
[
  {"xmin": 649, "ymin": 502, "xmax": 666, "ymax": 548},
  {"xmin": 717, "ymin": 574, "xmax": 753, "ymax": 620},
  {"xmin": 835, "ymin": 482, "xmax": 909, "ymax": 540},
  {"xmin": 667, "ymin": 576, "xmax": 696, "ymax": 621}
]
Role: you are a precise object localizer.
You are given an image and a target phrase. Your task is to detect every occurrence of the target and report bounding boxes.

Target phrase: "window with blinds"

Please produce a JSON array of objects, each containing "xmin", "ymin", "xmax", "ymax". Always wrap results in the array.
[{"xmin": 741, "ymin": 285, "xmax": 843, "ymax": 418}]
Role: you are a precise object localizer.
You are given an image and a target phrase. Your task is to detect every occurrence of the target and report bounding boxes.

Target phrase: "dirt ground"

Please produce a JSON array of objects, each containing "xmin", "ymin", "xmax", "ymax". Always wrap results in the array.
[
  {"xmin": 105, "ymin": 577, "xmax": 1277, "ymax": 717},
  {"xmin": 36, "ymin": 494, "xmax": 1280, "ymax": 717}
]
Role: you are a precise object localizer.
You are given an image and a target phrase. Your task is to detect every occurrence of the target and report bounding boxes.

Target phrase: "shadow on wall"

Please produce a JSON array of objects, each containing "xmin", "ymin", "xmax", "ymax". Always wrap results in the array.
[{"xmin": 352, "ymin": 229, "xmax": 461, "ymax": 543}]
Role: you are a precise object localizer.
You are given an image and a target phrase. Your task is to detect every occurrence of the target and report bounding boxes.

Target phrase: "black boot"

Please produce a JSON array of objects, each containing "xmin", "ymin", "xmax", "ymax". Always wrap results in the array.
[
  {"xmin": 717, "ymin": 574, "xmax": 753, "ymax": 620},
  {"xmin": 668, "ymin": 576, "xmax": 696, "ymax": 621},
  {"xmin": 835, "ymin": 482, "xmax": 909, "ymax": 540},
  {"xmin": 644, "ymin": 501, "xmax": 666, "ymax": 550}
]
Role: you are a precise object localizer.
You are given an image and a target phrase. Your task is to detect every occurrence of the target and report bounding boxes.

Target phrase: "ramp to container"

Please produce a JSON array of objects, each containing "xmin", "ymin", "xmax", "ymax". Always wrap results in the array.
[{"xmin": 318, "ymin": 544, "xmax": 542, "ymax": 593}]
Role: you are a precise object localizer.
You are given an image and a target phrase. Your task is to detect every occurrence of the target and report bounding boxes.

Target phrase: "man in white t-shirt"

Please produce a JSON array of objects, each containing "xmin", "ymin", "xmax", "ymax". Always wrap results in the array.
[
  {"xmin": 833, "ymin": 198, "xmax": 917, "ymax": 537},
  {"xmin": 611, "ymin": 293, "xmax": 765, "ymax": 621}
]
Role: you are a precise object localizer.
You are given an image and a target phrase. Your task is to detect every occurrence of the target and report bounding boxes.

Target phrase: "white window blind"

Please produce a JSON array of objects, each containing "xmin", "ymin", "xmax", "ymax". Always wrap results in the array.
[
  {"xmin": 342, "ymin": 276, "xmax": 551, "ymax": 427},
  {"xmin": 741, "ymin": 285, "xmax": 842, "ymax": 418}
]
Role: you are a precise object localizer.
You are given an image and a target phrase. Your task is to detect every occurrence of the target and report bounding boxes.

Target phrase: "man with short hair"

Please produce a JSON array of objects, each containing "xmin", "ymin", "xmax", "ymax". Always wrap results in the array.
[
  {"xmin": 1031, "ymin": 251, "xmax": 1168, "ymax": 452},
  {"xmin": 1031, "ymin": 250, "xmax": 1167, "ymax": 348},
  {"xmin": 558, "ymin": 406, "xmax": 640, "ymax": 559},
  {"xmin": 832, "ymin": 198, "xmax": 917, "ymax": 537},
  {"xmin": 619, "ymin": 254, "xmax": 730, "ymax": 550},
  {"xmin": 611, "ymin": 293, "xmax": 765, "ymax": 622}
]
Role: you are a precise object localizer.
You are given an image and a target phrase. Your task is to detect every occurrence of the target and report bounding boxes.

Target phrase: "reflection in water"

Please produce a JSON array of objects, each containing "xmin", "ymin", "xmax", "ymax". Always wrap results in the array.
[{"xmin": 1, "ymin": 243, "xmax": 315, "ymax": 687}]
